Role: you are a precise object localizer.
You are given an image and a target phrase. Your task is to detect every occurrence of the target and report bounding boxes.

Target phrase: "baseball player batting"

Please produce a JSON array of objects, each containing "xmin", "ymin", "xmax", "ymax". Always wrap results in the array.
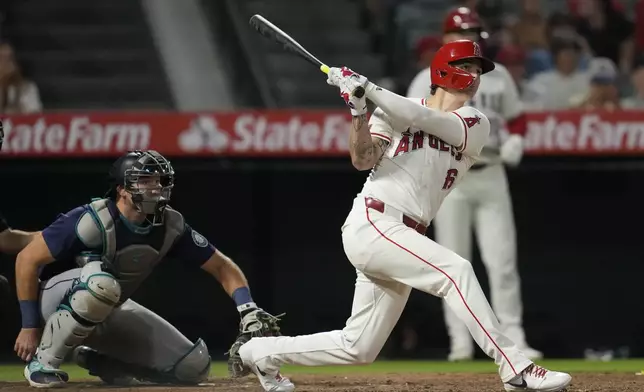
[
  {"xmin": 13, "ymin": 150, "xmax": 283, "ymax": 388},
  {"xmin": 407, "ymin": 7, "xmax": 539, "ymax": 362},
  {"xmin": 227, "ymin": 40, "xmax": 571, "ymax": 392}
]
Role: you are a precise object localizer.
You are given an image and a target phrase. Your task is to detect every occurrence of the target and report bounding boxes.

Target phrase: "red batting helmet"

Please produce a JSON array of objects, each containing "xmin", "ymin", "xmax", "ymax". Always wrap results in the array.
[
  {"xmin": 442, "ymin": 7, "xmax": 488, "ymax": 39},
  {"xmin": 430, "ymin": 40, "xmax": 495, "ymax": 90}
]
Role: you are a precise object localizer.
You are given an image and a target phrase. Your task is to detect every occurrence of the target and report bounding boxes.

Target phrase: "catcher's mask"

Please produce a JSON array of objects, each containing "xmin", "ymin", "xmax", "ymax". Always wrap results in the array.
[{"xmin": 106, "ymin": 150, "xmax": 174, "ymax": 226}]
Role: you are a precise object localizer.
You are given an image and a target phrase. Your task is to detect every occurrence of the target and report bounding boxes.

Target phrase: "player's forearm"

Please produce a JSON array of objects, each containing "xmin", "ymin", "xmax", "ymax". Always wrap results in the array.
[
  {"xmin": 364, "ymin": 82, "xmax": 464, "ymax": 148},
  {"xmin": 349, "ymin": 114, "xmax": 377, "ymax": 170},
  {"xmin": 0, "ymin": 229, "xmax": 38, "ymax": 254},
  {"xmin": 213, "ymin": 258, "xmax": 250, "ymax": 298},
  {"xmin": 216, "ymin": 259, "xmax": 262, "ymax": 314},
  {"xmin": 15, "ymin": 254, "xmax": 41, "ymax": 301},
  {"xmin": 15, "ymin": 251, "xmax": 43, "ymax": 328}
]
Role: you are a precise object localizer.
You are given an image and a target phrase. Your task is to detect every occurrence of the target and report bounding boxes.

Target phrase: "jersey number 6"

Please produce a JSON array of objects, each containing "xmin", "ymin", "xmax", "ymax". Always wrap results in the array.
[{"xmin": 442, "ymin": 169, "xmax": 458, "ymax": 190}]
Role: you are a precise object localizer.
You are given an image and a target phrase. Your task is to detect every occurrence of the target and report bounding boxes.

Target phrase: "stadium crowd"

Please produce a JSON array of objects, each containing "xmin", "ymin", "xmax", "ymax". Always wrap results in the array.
[{"xmin": 361, "ymin": 0, "xmax": 644, "ymax": 112}]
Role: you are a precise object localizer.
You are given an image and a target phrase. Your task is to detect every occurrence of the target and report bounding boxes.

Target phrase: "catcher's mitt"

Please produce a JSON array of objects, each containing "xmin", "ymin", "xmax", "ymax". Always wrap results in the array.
[{"xmin": 227, "ymin": 308, "xmax": 284, "ymax": 378}]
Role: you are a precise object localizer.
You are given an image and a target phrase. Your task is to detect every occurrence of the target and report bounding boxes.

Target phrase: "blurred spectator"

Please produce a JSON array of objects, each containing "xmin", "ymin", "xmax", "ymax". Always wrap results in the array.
[
  {"xmin": 620, "ymin": 54, "xmax": 644, "ymax": 109},
  {"xmin": 520, "ymin": 12, "xmax": 591, "ymax": 78},
  {"xmin": 0, "ymin": 42, "xmax": 42, "ymax": 114},
  {"xmin": 522, "ymin": 37, "xmax": 589, "ymax": 110},
  {"xmin": 496, "ymin": 45, "xmax": 527, "ymax": 93},
  {"xmin": 570, "ymin": 57, "xmax": 620, "ymax": 110},
  {"xmin": 573, "ymin": 0, "xmax": 634, "ymax": 74},
  {"xmin": 509, "ymin": 0, "xmax": 548, "ymax": 52}
]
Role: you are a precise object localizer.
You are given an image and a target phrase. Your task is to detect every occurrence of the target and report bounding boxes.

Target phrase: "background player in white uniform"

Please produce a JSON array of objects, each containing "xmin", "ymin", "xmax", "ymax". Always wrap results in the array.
[
  {"xmin": 227, "ymin": 41, "xmax": 571, "ymax": 392},
  {"xmin": 407, "ymin": 7, "xmax": 540, "ymax": 361}
]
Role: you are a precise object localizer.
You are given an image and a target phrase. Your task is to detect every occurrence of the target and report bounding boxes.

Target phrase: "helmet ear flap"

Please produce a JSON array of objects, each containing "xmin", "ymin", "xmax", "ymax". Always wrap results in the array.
[{"xmin": 432, "ymin": 65, "xmax": 474, "ymax": 91}]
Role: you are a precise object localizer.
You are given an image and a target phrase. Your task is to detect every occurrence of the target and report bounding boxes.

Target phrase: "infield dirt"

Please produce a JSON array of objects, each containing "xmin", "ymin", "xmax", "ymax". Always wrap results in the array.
[{"xmin": 1, "ymin": 372, "xmax": 642, "ymax": 391}]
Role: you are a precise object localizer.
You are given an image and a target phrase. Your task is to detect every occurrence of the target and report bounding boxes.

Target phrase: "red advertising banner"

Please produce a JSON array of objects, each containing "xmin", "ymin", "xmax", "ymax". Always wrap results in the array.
[
  {"xmin": 2, "ymin": 109, "xmax": 644, "ymax": 157},
  {"xmin": 524, "ymin": 110, "xmax": 644, "ymax": 155}
]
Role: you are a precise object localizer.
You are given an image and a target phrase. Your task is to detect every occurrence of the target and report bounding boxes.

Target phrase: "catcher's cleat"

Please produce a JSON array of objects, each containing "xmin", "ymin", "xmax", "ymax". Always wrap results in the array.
[
  {"xmin": 74, "ymin": 346, "xmax": 140, "ymax": 386},
  {"xmin": 24, "ymin": 359, "xmax": 69, "ymax": 388}
]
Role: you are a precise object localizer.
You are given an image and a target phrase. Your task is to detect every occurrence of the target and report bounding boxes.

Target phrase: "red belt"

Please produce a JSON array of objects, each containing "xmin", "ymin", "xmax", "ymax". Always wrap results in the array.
[{"xmin": 364, "ymin": 197, "xmax": 427, "ymax": 235}]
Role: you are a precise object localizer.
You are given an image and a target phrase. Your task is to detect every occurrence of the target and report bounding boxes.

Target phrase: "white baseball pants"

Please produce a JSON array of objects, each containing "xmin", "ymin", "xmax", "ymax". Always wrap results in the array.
[
  {"xmin": 240, "ymin": 196, "xmax": 532, "ymax": 382},
  {"xmin": 434, "ymin": 164, "xmax": 527, "ymax": 352}
]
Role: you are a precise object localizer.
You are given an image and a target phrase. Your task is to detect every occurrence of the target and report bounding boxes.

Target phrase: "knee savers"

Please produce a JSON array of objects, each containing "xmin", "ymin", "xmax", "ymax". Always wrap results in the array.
[
  {"xmin": 37, "ymin": 262, "xmax": 121, "ymax": 368},
  {"xmin": 71, "ymin": 261, "xmax": 121, "ymax": 322},
  {"xmin": 170, "ymin": 338, "xmax": 211, "ymax": 384}
]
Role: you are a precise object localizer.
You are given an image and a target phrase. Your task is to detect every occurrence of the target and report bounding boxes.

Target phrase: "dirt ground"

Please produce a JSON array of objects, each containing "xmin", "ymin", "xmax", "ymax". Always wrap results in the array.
[{"xmin": 1, "ymin": 373, "xmax": 642, "ymax": 392}]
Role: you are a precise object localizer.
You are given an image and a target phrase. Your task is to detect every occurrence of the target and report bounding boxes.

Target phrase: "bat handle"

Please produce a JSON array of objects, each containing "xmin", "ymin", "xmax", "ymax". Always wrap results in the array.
[{"xmin": 320, "ymin": 64, "xmax": 366, "ymax": 99}]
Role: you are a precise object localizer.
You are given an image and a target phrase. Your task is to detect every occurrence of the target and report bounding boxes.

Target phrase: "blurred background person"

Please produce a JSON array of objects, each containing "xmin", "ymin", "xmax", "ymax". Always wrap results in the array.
[
  {"xmin": 509, "ymin": 0, "xmax": 549, "ymax": 55},
  {"xmin": 570, "ymin": 57, "xmax": 621, "ymax": 110},
  {"xmin": 522, "ymin": 36, "xmax": 589, "ymax": 110},
  {"xmin": 621, "ymin": 54, "xmax": 644, "ymax": 109},
  {"xmin": 571, "ymin": 0, "xmax": 634, "ymax": 74},
  {"xmin": 0, "ymin": 42, "xmax": 41, "ymax": 114}
]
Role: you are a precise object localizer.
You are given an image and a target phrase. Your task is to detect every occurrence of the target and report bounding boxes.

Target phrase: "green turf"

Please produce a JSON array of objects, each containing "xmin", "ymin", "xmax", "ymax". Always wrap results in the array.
[{"xmin": 1, "ymin": 359, "xmax": 643, "ymax": 382}]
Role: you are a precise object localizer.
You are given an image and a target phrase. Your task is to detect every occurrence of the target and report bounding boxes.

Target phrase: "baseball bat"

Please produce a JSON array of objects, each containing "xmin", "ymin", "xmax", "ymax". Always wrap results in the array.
[{"xmin": 248, "ymin": 14, "xmax": 365, "ymax": 98}]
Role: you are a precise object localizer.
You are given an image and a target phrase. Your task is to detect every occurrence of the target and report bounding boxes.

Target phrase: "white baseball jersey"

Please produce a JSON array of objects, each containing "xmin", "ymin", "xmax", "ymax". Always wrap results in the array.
[
  {"xmin": 407, "ymin": 63, "xmax": 520, "ymax": 159},
  {"xmin": 359, "ymin": 98, "xmax": 490, "ymax": 224}
]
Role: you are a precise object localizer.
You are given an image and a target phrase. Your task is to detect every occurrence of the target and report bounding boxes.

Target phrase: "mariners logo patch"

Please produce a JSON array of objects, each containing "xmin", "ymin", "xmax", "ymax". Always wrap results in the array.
[{"xmin": 192, "ymin": 230, "xmax": 208, "ymax": 248}]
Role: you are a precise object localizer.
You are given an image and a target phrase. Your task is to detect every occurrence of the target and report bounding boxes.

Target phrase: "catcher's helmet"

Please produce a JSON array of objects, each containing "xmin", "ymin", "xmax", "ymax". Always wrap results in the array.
[
  {"xmin": 443, "ymin": 7, "xmax": 488, "ymax": 39},
  {"xmin": 430, "ymin": 40, "xmax": 495, "ymax": 91},
  {"xmin": 106, "ymin": 150, "xmax": 175, "ymax": 226}
]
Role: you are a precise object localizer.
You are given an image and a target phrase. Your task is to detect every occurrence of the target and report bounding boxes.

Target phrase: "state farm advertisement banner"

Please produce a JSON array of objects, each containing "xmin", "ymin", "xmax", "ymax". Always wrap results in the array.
[
  {"xmin": 1, "ymin": 109, "xmax": 644, "ymax": 157},
  {"xmin": 0, "ymin": 111, "xmax": 351, "ymax": 158},
  {"xmin": 525, "ymin": 110, "xmax": 644, "ymax": 155}
]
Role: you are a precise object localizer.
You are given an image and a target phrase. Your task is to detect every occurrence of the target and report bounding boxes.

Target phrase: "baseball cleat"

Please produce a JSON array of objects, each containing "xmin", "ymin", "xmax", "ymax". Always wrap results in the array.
[
  {"xmin": 237, "ymin": 338, "xmax": 295, "ymax": 392},
  {"xmin": 24, "ymin": 359, "xmax": 68, "ymax": 388},
  {"xmin": 249, "ymin": 364, "xmax": 295, "ymax": 392},
  {"xmin": 74, "ymin": 346, "xmax": 140, "ymax": 386},
  {"xmin": 504, "ymin": 364, "xmax": 572, "ymax": 391}
]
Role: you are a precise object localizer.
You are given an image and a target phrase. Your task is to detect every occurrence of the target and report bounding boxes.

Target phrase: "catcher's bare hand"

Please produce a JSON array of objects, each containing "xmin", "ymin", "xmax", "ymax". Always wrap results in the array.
[{"xmin": 15, "ymin": 328, "xmax": 41, "ymax": 362}]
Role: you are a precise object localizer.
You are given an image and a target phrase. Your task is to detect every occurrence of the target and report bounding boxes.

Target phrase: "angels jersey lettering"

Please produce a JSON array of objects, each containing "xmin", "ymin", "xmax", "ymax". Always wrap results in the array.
[
  {"xmin": 360, "ymin": 99, "xmax": 490, "ymax": 224},
  {"xmin": 407, "ymin": 63, "xmax": 520, "ymax": 153}
]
